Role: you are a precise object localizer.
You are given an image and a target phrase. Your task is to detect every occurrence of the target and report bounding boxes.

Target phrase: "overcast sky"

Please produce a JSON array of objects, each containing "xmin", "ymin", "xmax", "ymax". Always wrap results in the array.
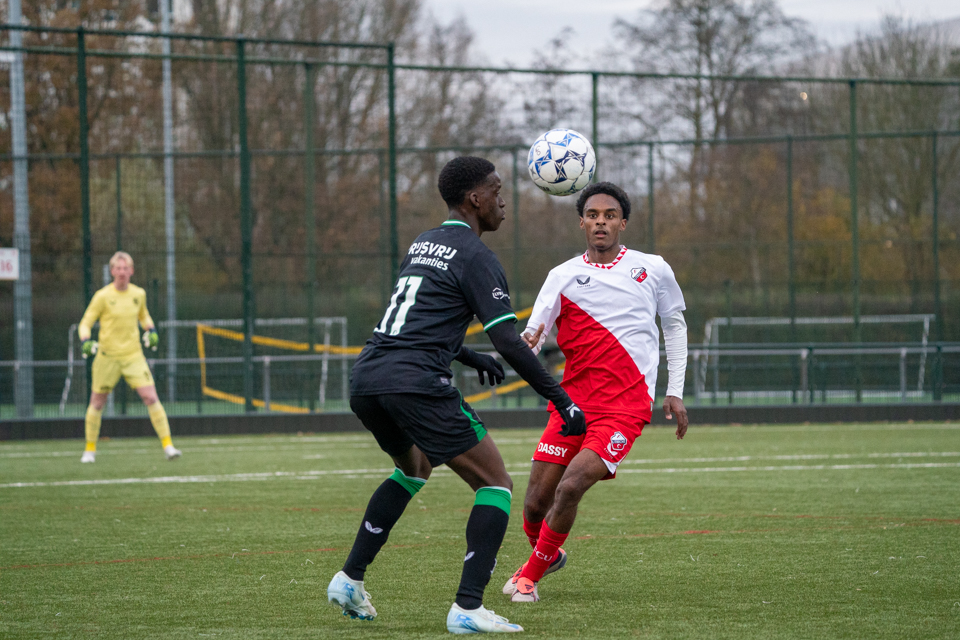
[{"xmin": 425, "ymin": 0, "xmax": 959, "ymax": 67}]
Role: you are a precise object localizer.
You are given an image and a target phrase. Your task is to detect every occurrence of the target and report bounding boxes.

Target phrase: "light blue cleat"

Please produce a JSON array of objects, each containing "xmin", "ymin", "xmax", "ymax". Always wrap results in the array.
[
  {"xmin": 447, "ymin": 603, "xmax": 523, "ymax": 634},
  {"xmin": 327, "ymin": 570, "xmax": 377, "ymax": 621}
]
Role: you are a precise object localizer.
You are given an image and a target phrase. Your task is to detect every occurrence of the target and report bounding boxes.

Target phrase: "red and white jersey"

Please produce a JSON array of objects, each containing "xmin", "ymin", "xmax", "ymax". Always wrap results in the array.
[{"xmin": 526, "ymin": 246, "xmax": 685, "ymax": 422}]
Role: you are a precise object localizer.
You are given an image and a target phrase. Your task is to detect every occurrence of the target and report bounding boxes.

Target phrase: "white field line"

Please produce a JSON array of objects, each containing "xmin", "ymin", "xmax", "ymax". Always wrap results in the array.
[
  {"xmin": 0, "ymin": 439, "xmax": 541, "ymax": 458},
  {"xmin": 621, "ymin": 451, "xmax": 960, "ymax": 465},
  {"xmin": 3, "ymin": 460, "xmax": 960, "ymax": 489}
]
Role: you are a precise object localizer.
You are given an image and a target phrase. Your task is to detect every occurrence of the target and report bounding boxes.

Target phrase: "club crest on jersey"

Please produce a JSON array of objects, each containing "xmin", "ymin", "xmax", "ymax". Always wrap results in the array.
[
  {"xmin": 576, "ymin": 276, "xmax": 591, "ymax": 288},
  {"xmin": 492, "ymin": 287, "xmax": 510, "ymax": 300},
  {"xmin": 630, "ymin": 267, "xmax": 648, "ymax": 283},
  {"xmin": 606, "ymin": 431, "xmax": 628, "ymax": 458}
]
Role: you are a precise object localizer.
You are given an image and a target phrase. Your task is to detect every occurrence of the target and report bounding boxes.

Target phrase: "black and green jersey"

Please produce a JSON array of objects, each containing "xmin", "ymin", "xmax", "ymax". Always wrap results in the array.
[{"xmin": 350, "ymin": 220, "xmax": 517, "ymax": 396}]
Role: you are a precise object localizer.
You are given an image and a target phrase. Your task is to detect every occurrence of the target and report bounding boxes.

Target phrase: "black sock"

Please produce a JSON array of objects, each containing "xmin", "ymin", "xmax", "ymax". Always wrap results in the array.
[
  {"xmin": 455, "ymin": 504, "xmax": 510, "ymax": 610},
  {"xmin": 342, "ymin": 478, "xmax": 412, "ymax": 581}
]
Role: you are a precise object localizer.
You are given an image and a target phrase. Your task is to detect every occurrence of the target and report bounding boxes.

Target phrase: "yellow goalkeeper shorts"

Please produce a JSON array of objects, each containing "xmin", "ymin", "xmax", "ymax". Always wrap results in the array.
[{"xmin": 91, "ymin": 352, "xmax": 155, "ymax": 393}]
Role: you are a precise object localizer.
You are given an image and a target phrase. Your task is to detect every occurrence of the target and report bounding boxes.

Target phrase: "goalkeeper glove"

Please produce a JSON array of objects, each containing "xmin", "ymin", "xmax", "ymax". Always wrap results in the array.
[
  {"xmin": 142, "ymin": 329, "xmax": 159, "ymax": 351},
  {"xmin": 81, "ymin": 339, "xmax": 98, "ymax": 359},
  {"xmin": 556, "ymin": 395, "xmax": 586, "ymax": 437}
]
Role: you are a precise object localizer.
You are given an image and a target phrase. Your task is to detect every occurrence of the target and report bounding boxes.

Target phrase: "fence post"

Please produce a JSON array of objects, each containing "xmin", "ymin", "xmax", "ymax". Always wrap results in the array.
[
  {"xmin": 78, "ymin": 27, "xmax": 92, "ymax": 307},
  {"xmin": 931, "ymin": 132, "xmax": 942, "ymax": 343},
  {"xmin": 933, "ymin": 344, "xmax": 943, "ymax": 402},
  {"xmin": 591, "ymin": 72, "xmax": 599, "ymax": 182},
  {"xmin": 848, "ymin": 80, "xmax": 862, "ymax": 402},
  {"xmin": 115, "ymin": 155, "xmax": 122, "ymax": 250},
  {"xmin": 387, "ymin": 43, "xmax": 399, "ymax": 285},
  {"xmin": 787, "ymin": 136, "xmax": 798, "ymax": 403},
  {"xmin": 263, "ymin": 356, "xmax": 271, "ymax": 412},
  {"xmin": 512, "ymin": 147, "xmax": 521, "ymax": 309},
  {"xmin": 236, "ymin": 37, "xmax": 255, "ymax": 413},
  {"xmin": 10, "ymin": 5, "xmax": 34, "ymax": 418},
  {"xmin": 647, "ymin": 143, "xmax": 655, "ymax": 254},
  {"xmin": 304, "ymin": 62, "xmax": 317, "ymax": 412}
]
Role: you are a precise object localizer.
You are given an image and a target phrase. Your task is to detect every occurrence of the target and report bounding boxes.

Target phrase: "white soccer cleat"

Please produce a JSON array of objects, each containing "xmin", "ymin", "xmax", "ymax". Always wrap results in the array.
[
  {"xmin": 502, "ymin": 548, "xmax": 566, "ymax": 595},
  {"xmin": 446, "ymin": 603, "xmax": 523, "ymax": 634},
  {"xmin": 80, "ymin": 450, "xmax": 96, "ymax": 464},
  {"xmin": 510, "ymin": 577, "xmax": 540, "ymax": 603},
  {"xmin": 327, "ymin": 570, "xmax": 377, "ymax": 621},
  {"xmin": 164, "ymin": 445, "xmax": 182, "ymax": 460}
]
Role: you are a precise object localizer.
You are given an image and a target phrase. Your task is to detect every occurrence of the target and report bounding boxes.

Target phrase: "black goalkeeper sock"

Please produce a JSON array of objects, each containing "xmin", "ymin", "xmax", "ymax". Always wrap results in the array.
[
  {"xmin": 342, "ymin": 476, "xmax": 416, "ymax": 581},
  {"xmin": 455, "ymin": 487, "xmax": 512, "ymax": 610}
]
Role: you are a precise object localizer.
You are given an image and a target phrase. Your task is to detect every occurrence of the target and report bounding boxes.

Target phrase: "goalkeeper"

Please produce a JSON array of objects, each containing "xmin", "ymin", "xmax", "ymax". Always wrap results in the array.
[{"xmin": 77, "ymin": 251, "xmax": 181, "ymax": 463}]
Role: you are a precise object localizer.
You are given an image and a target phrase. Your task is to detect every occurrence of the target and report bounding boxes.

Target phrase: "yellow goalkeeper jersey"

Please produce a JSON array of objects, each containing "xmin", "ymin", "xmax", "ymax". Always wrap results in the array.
[{"xmin": 78, "ymin": 283, "xmax": 155, "ymax": 358}]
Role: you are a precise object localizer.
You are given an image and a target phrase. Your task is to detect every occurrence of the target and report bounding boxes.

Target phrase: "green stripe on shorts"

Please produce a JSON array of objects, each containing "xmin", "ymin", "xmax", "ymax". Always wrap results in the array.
[{"xmin": 458, "ymin": 393, "xmax": 487, "ymax": 442}]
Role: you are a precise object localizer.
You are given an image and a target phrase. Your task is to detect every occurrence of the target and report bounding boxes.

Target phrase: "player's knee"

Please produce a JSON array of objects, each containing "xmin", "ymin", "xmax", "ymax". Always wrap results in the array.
[
  {"xmin": 523, "ymin": 483, "xmax": 552, "ymax": 519},
  {"xmin": 553, "ymin": 477, "xmax": 586, "ymax": 509}
]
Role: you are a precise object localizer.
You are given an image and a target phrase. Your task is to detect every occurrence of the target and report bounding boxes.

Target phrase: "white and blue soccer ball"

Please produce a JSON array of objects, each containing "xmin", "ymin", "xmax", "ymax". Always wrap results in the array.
[{"xmin": 527, "ymin": 128, "xmax": 596, "ymax": 196}]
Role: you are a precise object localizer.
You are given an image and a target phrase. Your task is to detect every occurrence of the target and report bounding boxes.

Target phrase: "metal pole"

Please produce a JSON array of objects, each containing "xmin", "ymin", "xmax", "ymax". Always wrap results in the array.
[
  {"xmin": 237, "ymin": 38, "xmax": 255, "ymax": 412},
  {"xmin": 9, "ymin": 3, "xmax": 34, "ymax": 418},
  {"xmin": 115, "ymin": 155, "xmax": 122, "ymax": 250},
  {"xmin": 387, "ymin": 43, "xmax": 399, "ymax": 285},
  {"xmin": 162, "ymin": 0, "xmax": 178, "ymax": 403},
  {"xmin": 378, "ymin": 151, "xmax": 389, "ymax": 308},
  {"xmin": 647, "ymin": 143, "xmax": 655, "ymax": 254},
  {"xmin": 304, "ymin": 62, "xmax": 317, "ymax": 412},
  {"xmin": 931, "ymin": 132, "xmax": 942, "ymax": 343},
  {"xmin": 848, "ymin": 80, "xmax": 862, "ymax": 402},
  {"xmin": 591, "ymin": 72, "xmax": 599, "ymax": 182},
  {"xmin": 78, "ymin": 28, "xmax": 92, "ymax": 307},
  {"xmin": 786, "ymin": 137, "xmax": 797, "ymax": 403},
  {"xmin": 512, "ymin": 147, "xmax": 521, "ymax": 308}
]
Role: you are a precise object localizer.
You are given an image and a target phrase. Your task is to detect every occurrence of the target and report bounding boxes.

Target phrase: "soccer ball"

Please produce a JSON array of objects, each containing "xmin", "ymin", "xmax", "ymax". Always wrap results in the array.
[{"xmin": 527, "ymin": 129, "xmax": 596, "ymax": 196}]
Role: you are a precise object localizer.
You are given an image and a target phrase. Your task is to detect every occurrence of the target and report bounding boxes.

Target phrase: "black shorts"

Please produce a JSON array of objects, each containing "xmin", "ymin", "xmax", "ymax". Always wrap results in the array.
[{"xmin": 349, "ymin": 388, "xmax": 487, "ymax": 467}]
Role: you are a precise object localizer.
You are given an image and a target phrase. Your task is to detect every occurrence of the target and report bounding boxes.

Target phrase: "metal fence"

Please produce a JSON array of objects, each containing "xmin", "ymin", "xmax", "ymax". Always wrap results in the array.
[{"xmin": 1, "ymin": 24, "xmax": 959, "ymax": 418}]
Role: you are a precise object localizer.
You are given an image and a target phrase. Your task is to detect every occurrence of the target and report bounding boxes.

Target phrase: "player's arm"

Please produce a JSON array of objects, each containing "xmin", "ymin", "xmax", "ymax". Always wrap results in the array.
[
  {"xmin": 661, "ymin": 311, "xmax": 688, "ymax": 439},
  {"xmin": 520, "ymin": 272, "xmax": 562, "ymax": 355},
  {"xmin": 139, "ymin": 293, "xmax": 159, "ymax": 351},
  {"xmin": 455, "ymin": 346, "xmax": 504, "ymax": 386},
  {"xmin": 657, "ymin": 258, "xmax": 689, "ymax": 439},
  {"xmin": 460, "ymin": 256, "xmax": 584, "ymax": 436},
  {"xmin": 487, "ymin": 321, "xmax": 585, "ymax": 436},
  {"xmin": 78, "ymin": 292, "xmax": 103, "ymax": 357}
]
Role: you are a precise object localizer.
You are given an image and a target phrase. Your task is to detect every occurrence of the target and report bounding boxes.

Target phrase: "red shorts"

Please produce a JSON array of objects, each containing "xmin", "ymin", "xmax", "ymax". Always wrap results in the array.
[{"xmin": 532, "ymin": 408, "xmax": 646, "ymax": 479}]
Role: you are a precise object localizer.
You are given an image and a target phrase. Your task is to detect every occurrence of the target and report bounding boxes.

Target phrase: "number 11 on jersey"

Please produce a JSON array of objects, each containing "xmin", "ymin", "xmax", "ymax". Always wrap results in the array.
[{"xmin": 375, "ymin": 276, "xmax": 424, "ymax": 336}]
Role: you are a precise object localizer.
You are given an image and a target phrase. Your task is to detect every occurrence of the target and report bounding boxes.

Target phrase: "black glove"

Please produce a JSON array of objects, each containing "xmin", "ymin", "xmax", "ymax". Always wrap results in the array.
[
  {"xmin": 456, "ymin": 347, "xmax": 505, "ymax": 386},
  {"xmin": 556, "ymin": 396, "xmax": 586, "ymax": 437}
]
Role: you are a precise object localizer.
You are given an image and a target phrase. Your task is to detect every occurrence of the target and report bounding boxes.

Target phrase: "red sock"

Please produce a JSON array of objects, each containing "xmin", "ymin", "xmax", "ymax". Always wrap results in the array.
[
  {"xmin": 519, "ymin": 520, "xmax": 568, "ymax": 583},
  {"xmin": 522, "ymin": 513, "xmax": 543, "ymax": 549}
]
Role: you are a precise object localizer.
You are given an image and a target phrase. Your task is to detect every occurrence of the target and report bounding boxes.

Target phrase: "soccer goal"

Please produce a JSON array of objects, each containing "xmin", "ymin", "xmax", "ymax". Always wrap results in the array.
[
  {"xmin": 59, "ymin": 317, "xmax": 355, "ymax": 415},
  {"xmin": 694, "ymin": 314, "xmax": 936, "ymax": 403}
]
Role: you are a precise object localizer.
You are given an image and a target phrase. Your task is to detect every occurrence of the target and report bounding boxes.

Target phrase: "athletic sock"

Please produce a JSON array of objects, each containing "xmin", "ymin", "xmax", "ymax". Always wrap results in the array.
[
  {"xmin": 520, "ymin": 520, "xmax": 568, "ymax": 583},
  {"xmin": 455, "ymin": 486, "xmax": 511, "ymax": 610},
  {"xmin": 146, "ymin": 401, "xmax": 172, "ymax": 446},
  {"xmin": 523, "ymin": 512, "xmax": 543, "ymax": 549},
  {"xmin": 342, "ymin": 469, "xmax": 425, "ymax": 581},
  {"xmin": 84, "ymin": 405, "xmax": 102, "ymax": 451}
]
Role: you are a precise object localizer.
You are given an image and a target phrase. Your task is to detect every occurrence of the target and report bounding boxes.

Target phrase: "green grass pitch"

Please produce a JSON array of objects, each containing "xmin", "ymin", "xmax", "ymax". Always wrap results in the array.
[{"xmin": 1, "ymin": 422, "xmax": 959, "ymax": 639}]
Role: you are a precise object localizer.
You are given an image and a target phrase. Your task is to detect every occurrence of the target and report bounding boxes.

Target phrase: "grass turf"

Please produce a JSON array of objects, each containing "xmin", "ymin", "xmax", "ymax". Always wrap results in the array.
[{"xmin": 1, "ymin": 422, "xmax": 959, "ymax": 638}]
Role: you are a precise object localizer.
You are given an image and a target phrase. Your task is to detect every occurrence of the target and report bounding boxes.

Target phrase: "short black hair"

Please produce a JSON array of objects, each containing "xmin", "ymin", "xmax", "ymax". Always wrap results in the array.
[
  {"xmin": 438, "ymin": 156, "xmax": 496, "ymax": 207},
  {"xmin": 575, "ymin": 181, "xmax": 631, "ymax": 220}
]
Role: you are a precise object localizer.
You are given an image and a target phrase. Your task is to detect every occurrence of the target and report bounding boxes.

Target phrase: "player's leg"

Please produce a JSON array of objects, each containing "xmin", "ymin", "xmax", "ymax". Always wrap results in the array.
[
  {"xmin": 82, "ymin": 354, "xmax": 120, "ymax": 462},
  {"xmin": 511, "ymin": 450, "xmax": 607, "ymax": 602},
  {"xmin": 501, "ymin": 460, "xmax": 567, "ymax": 594},
  {"xmin": 328, "ymin": 395, "xmax": 429, "ymax": 621},
  {"xmin": 125, "ymin": 356, "xmax": 180, "ymax": 459},
  {"xmin": 513, "ymin": 416, "xmax": 644, "ymax": 602},
  {"xmin": 445, "ymin": 434, "xmax": 523, "ymax": 633}
]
